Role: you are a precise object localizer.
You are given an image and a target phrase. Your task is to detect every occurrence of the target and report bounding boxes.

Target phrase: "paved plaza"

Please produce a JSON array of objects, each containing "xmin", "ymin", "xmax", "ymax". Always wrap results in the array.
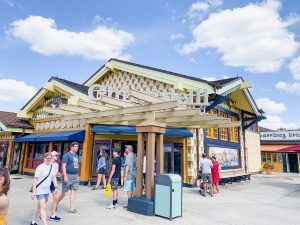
[{"xmin": 8, "ymin": 173, "xmax": 300, "ymax": 225}]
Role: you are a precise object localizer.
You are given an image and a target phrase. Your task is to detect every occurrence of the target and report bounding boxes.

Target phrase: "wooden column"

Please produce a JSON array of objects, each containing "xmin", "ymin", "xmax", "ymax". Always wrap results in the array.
[
  {"xmin": 136, "ymin": 132, "xmax": 144, "ymax": 197},
  {"xmin": 80, "ymin": 124, "xmax": 92, "ymax": 183},
  {"xmin": 49, "ymin": 142, "xmax": 54, "ymax": 152},
  {"xmin": 21, "ymin": 143, "xmax": 29, "ymax": 174},
  {"xmin": 145, "ymin": 132, "xmax": 155, "ymax": 200},
  {"xmin": 6, "ymin": 141, "xmax": 12, "ymax": 169},
  {"xmin": 155, "ymin": 133, "xmax": 164, "ymax": 174}
]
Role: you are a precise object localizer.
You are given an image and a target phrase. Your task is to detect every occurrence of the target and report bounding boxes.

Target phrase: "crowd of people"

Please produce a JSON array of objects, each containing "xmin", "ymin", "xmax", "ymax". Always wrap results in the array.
[{"xmin": 29, "ymin": 143, "xmax": 137, "ymax": 225}]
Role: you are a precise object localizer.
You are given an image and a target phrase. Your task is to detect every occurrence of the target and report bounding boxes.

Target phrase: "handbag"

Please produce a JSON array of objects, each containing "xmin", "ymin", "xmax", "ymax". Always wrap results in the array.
[{"xmin": 30, "ymin": 164, "xmax": 53, "ymax": 193}]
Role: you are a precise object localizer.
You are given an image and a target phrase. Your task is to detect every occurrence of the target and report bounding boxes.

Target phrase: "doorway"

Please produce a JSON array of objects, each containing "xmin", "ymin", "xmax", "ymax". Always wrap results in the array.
[
  {"xmin": 0, "ymin": 142, "xmax": 8, "ymax": 167},
  {"xmin": 288, "ymin": 153, "xmax": 299, "ymax": 173}
]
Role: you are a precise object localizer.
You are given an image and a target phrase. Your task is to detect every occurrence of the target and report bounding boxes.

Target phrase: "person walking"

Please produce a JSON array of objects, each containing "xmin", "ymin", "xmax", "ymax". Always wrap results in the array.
[
  {"xmin": 30, "ymin": 152, "xmax": 57, "ymax": 225},
  {"xmin": 92, "ymin": 149, "xmax": 107, "ymax": 190},
  {"xmin": 211, "ymin": 156, "xmax": 221, "ymax": 194},
  {"xmin": 57, "ymin": 142, "xmax": 80, "ymax": 214},
  {"xmin": 0, "ymin": 167, "xmax": 10, "ymax": 225},
  {"xmin": 199, "ymin": 153, "xmax": 214, "ymax": 197},
  {"xmin": 123, "ymin": 145, "xmax": 137, "ymax": 208},
  {"xmin": 106, "ymin": 149, "xmax": 121, "ymax": 209},
  {"xmin": 49, "ymin": 151, "xmax": 61, "ymax": 221}
]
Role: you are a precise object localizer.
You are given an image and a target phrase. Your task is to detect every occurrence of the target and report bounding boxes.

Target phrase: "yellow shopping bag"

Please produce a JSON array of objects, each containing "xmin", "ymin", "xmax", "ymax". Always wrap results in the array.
[{"xmin": 104, "ymin": 183, "xmax": 111, "ymax": 197}]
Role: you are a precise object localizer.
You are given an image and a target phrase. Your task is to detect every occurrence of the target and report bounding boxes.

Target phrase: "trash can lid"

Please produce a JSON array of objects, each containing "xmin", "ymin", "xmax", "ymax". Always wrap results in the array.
[{"xmin": 155, "ymin": 174, "xmax": 182, "ymax": 184}]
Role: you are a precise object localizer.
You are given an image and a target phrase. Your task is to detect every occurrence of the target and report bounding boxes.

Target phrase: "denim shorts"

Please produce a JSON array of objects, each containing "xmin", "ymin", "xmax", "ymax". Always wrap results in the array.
[
  {"xmin": 62, "ymin": 174, "xmax": 79, "ymax": 193},
  {"xmin": 124, "ymin": 180, "xmax": 135, "ymax": 192},
  {"xmin": 111, "ymin": 178, "xmax": 119, "ymax": 190},
  {"xmin": 36, "ymin": 193, "xmax": 49, "ymax": 200}
]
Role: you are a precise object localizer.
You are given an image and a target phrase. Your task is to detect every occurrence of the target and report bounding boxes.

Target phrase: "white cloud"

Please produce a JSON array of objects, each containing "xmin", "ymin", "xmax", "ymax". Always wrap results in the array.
[
  {"xmin": 259, "ymin": 115, "xmax": 299, "ymax": 130},
  {"xmin": 180, "ymin": 0, "xmax": 299, "ymax": 73},
  {"xmin": 275, "ymin": 81, "xmax": 300, "ymax": 95},
  {"xmin": 256, "ymin": 98, "xmax": 286, "ymax": 114},
  {"xmin": 7, "ymin": 15, "xmax": 135, "ymax": 60},
  {"xmin": 170, "ymin": 33, "xmax": 185, "ymax": 40},
  {"xmin": 188, "ymin": 2, "xmax": 210, "ymax": 16},
  {"xmin": 222, "ymin": 75, "xmax": 229, "ymax": 79},
  {"xmin": 202, "ymin": 76, "xmax": 217, "ymax": 81},
  {"xmin": 4, "ymin": 0, "xmax": 14, "ymax": 7},
  {"xmin": 0, "ymin": 79, "xmax": 37, "ymax": 102},
  {"xmin": 207, "ymin": 0, "xmax": 223, "ymax": 7},
  {"xmin": 289, "ymin": 56, "xmax": 300, "ymax": 80}
]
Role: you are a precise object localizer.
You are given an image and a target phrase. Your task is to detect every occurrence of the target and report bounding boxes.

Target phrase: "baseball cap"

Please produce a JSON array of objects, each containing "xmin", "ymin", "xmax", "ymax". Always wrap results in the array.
[
  {"xmin": 51, "ymin": 151, "xmax": 60, "ymax": 156},
  {"xmin": 202, "ymin": 153, "xmax": 207, "ymax": 158}
]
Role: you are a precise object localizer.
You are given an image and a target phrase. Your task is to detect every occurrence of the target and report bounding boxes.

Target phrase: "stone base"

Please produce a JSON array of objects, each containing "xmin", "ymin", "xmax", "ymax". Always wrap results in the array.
[{"xmin": 128, "ymin": 196, "xmax": 154, "ymax": 216}]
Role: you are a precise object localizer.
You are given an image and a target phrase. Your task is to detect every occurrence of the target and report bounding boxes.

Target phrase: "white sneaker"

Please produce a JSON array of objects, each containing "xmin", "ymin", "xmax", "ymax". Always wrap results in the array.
[{"xmin": 106, "ymin": 204, "xmax": 116, "ymax": 209}]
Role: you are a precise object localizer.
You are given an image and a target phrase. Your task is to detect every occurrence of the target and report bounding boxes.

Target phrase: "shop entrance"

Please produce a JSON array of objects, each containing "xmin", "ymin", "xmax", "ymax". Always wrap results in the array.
[
  {"xmin": 288, "ymin": 153, "xmax": 299, "ymax": 173},
  {"xmin": 0, "ymin": 142, "xmax": 8, "ymax": 167},
  {"xmin": 11, "ymin": 143, "xmax": 22, "ymax": 173},
  {"xmin": 164, "ymin": 142, "xmax": 183, "ymax": 175}
]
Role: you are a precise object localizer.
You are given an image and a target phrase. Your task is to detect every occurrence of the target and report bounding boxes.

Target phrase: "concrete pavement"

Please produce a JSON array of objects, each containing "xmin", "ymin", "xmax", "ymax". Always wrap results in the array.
[{"xmin": 8, "ymin": 172, "xmax": 300, "ymax": 225}]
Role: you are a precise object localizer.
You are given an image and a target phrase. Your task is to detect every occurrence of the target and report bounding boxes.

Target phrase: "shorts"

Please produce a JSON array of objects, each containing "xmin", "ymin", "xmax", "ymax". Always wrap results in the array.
[
  {"xmin": 36, "ymin": 193, "xmax": 49, "ymax": 200},
  {"xmin": 202, "ymin": 173, "xmax": 212, "ymax": 184},
  {"xmin": 98, "ymin": 167, "xmax": 105, "ymax": 174},
  {"xmin": 124, "ymin": 180, "xmax": 135, "ymax": 192},
  {"xmin": 50, "ymin": 181, "xmax": 55, "ymax": 192},
  {"xmin": 62, "ymin": 174, "xmax": 79, "ymax": 193},
  {"xmin": 111, "ymin": 178, "xmax": 119, "ymax": 190}
]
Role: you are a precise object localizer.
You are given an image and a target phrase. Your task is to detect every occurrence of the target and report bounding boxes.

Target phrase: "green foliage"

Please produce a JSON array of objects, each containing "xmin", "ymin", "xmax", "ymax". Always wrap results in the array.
[{"xmin": 263, "ymin": 161, "xmax": 274, "ymax": 169}]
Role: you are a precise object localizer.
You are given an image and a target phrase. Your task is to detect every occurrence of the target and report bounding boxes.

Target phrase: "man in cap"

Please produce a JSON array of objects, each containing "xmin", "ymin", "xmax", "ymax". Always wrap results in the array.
[
  {"xmin": 49, "ymin": 151, "xmax": 61, "ymax": 221},
  {"xmin": 199, "ymin": 153, "xmax": 214, "ymax": 197},
  {"xmin": 123, "ymin": 145, "xmax": 137, "ymax": 208}
]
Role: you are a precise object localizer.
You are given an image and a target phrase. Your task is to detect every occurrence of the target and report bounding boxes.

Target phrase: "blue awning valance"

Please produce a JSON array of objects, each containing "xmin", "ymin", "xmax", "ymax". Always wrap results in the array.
[
  {"xmin": 92, "ymin": 125, "xmax": 193, "ymax": 137},
  {"xmin": 14, "ymin": 130, "xmax": 85, "ymax": 142}
]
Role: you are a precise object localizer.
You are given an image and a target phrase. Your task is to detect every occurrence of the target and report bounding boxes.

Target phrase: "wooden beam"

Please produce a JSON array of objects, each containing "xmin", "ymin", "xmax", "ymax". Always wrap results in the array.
[
  {"xmin": 131, "ymin": 90, "xmax": 164, "ymax": 103},
  {"xmin": 87, "ymin": 114, "xmax": 146, "ymax": 124},
  {"xmin": 167, "ymin": 121, "xmax": 241, "ymax": 128},
  {"xmin": 53, "ymin": 85, "xmax": 73, "ymax": 97},
  {"xmin": 155, "ymin": 109, "xmax": 204, "ymax": 118},
  {"xmin": 156, "ymin": 114, "xmax": 220, "ymax": 123},
  {"xmin": 42, "ymin": 107, "xmax": 78, "ymax": 116},
  {"xmin": 59, "ymin": 104, "xmax": 94, "ymax": 113},
  {"xmin": 64, "ymin": 101, "xmax": 179, "ymax": 120},
  {"xmin": 101, "ymin": 96, "xmax": 138, "ymax": 107},
  {"xmin": 78, "ymin": 100, "xmax": 118, "ymax": 111}
]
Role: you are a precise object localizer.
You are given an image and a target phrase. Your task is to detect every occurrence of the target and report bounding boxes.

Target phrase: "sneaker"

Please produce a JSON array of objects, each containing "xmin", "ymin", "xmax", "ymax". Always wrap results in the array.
[
  {"xmin": 30, "ymin": 222, "xmax": 37, "ymax": 225},
  {"xmin": 91, "ymin": 186, "xmax": 98, "ymax": 191},
  {"xmin": 106, "ymin": 204, "xmax": 116, "ymax": 209},
  {"xmin": 68, "ymin": 209, "xmax": 79, "ymax": 214},
  {"xmin": 123, "ymin": 205, "xmax": 128, "ymax": 209},
  {"xmin": 49, "ymin": 215, "xmax": 61, "ymax": 221}
]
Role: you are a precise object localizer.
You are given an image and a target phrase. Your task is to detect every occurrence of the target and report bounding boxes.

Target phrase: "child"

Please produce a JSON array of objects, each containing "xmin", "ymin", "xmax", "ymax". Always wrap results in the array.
[{"xmin": 0, "ymin": 167, "xmax": 9, "ymax": 225}]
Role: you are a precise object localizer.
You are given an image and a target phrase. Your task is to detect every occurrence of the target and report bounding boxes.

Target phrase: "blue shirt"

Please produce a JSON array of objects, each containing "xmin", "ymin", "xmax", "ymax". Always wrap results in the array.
[
  {"xmin": 97, "ymin": 156, "xmax": 106, "ymax": 169},
  {"xmin": 62, "ymin": 151, "xmax": 79, "ymax": 174}
]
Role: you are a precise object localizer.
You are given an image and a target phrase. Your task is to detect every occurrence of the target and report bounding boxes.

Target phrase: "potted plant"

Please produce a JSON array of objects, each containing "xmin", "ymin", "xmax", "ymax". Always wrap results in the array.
[{"xmin": 263, "ymin": 161, "xmax": 274, "ymax": 175}]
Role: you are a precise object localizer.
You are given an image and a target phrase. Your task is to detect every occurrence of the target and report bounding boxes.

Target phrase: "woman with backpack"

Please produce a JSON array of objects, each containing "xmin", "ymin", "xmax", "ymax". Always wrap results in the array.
[{"xmin": 92, "ymin": 149, "xmax": 107, "ymax": 190}]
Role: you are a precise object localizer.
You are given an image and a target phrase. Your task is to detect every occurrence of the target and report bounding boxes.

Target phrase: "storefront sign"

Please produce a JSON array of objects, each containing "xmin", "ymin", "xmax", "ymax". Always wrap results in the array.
[
  {"xmin": 88, "ymin": 84, "xmax": 208, "ymax": 107},
  {"xmin": 260, "ymin": 131, "xmax": 300, "ymax": 141},
  {"xmin": 209, "ymin": 147, "xmax": 240, "ymax": 169}
]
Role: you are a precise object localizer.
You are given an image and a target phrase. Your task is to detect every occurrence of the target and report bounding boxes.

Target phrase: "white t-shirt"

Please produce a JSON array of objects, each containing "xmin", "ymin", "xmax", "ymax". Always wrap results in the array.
[
  {"xmin": 34, "ymin": 163, "xmax": 55, "ymax": 195},
  {"xmin": 200, "ymin": 158, "xmax": 213, "ymax": 174},
  {"xmin": 52, "ymin": 162, "xmax": 59, "ymax": 175}
]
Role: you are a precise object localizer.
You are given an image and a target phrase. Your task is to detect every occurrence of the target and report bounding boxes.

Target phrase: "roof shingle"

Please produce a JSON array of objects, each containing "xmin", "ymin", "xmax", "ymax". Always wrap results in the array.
[{"xmin": 0, "ymin": 111, "xmax": 33, "ymax": 129}]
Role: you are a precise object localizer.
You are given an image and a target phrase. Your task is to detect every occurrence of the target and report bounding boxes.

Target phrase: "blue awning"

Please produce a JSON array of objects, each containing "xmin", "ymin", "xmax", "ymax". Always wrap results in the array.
[
  {"xmin": 92, "ymin": 125, "xmax": 193, "ymax": 137},
  {"xmin": 13, "ymin": 130, "xmax": 85, "ymax": 142}
]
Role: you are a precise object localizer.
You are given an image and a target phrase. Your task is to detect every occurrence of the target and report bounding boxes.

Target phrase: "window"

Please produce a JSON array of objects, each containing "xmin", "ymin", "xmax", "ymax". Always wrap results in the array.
[
  {"xmin": 230, "ymin": 116, "xmax": 239, "ymax": 142},
  {"xmin": 34, "ymin": 143, "xmax": 48, "ymax": 159},
  {"xmin": 262, "ymin": 153, "xmax": 266, "ymax": 162},
  {"xmin": 277, "ymin": 153, "xmax": 283, "ymax": 163},
  {"xmin": 272, "ymin": 153, "xmax": 277, "ymax": 162},
  {"xmin": 206, "ymin": 109, "xmax": 218, "ymax": 139},
  {"xmin": 220, "ymin": 112, "xmax": 228, "ymax": 141},
  {"xmin": 267, "ymin": 153, "xmax": 271, "ymax": 161}
]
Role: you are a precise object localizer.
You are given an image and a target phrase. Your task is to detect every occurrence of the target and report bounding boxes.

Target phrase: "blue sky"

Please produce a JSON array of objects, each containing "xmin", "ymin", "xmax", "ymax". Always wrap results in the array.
[{"xmin": 1, "ymin": 0, "xmax": 300, "ymax": 130}]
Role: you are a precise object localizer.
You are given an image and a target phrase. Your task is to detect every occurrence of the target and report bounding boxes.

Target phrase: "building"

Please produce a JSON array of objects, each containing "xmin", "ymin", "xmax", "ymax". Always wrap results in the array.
[
  {"xmin": 260, "ymin": 128, "xmax": 300, "ymax": 173},
  {"xmin": 14, "ymin": 58, "xmax": 263, "ymax": 185},
  {"xmin": 0, "ymin": 111, "xmax": 33, "ymax": 173}
]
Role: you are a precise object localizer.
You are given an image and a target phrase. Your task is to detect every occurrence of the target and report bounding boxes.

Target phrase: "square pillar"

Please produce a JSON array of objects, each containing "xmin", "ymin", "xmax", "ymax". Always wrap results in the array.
[
  {"xmin": 136, "ymin": 133, "xmax": 144, "ymax": 197},
  {"xmin": 155, "ymin": 133, "xmax": 164, "ymax": 174},
  {"xmin": 145, "ymin": 132, "xmax": 155, "ymax": 199}
]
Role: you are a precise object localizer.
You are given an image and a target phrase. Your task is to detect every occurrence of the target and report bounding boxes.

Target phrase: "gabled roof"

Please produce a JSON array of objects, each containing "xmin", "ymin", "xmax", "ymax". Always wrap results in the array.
[
  {"xmin": 0, "ymin": 111, "xmax": 32, "ymax": 129},
  {"xmin": 84, "ymin": 58, "xmax": 217, "ymax": 87},
  {"xmin": 211, "ymin": 77, "xmax": 240, "ymax": 87},
  {"xmin": 51, "ymin": 77, "xmax": 88, "ymax": 95}
]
